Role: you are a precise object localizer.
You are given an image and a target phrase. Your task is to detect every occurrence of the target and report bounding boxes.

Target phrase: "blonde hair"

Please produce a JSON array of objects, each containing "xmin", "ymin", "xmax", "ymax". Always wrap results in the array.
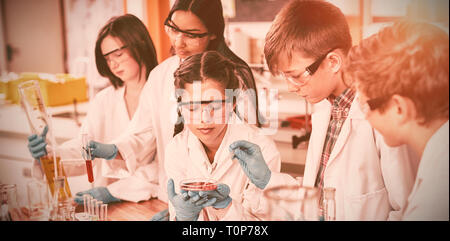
[
  {"xmin": 264, "ymin": 0, "xmax": 352, "ymax": 75},
  {"xmin": 345, "ymin": 21, "xmax": 449, "ymax": 125}
]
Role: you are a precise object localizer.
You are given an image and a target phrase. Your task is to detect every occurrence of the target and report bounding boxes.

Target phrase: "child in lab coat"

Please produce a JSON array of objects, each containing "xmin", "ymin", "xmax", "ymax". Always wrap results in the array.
[
  {"xmin": 344, "ymin": 21, "xmax": 449, "ymax": 220},
  {"xmin": 27, "ymin": 14, "xmax": 160, "ymax": 204},
  {"xmin": 231, "ymin": 0, "xmax": 419, "ymax": 220},
  {"xmin": 86, "ymin": 0, "xmax": 264, "ymax": 207},
  {"xmin": 164, "ymin": 51, "xmax": 281, "ymax": 221}
]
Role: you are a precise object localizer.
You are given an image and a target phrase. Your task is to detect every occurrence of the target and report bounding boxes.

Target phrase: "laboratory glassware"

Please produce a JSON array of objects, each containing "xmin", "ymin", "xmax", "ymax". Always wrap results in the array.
[
  {"xmin": 81, "ymin": 133, "xmax": 94, "ymax": 183},
  {"xmin": 74, "ymin": 194, "xmax": 91, "ymax": 221},
  {"xmin": 0, "ymin": 184, "xmax": 23, "ymax": 221},
  {"xmin": 100, "ymin": 203, "xmax": 108, "ymax": 221},
  {"xmin": 323, "ymin": 187, "xmax": 336, "ymax": 221},
  {"xmin": 263, "ymin": 184, "xmax": 320, "ymax": 221},
  {"xmin": 27, "ymin": 180, "xmax": 51, "ymax": 221},
  {"xmin": 18, "ymin": 80, "xmax": 72, "ymax": 198},
  {"xmin": 50, "ymin": 176, "xmax": 74, "ymax": 221}
]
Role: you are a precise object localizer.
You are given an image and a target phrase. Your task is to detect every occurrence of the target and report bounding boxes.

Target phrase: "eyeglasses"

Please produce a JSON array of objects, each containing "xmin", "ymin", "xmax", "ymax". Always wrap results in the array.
[
  {"xmin": 359, "ymin": 95, "xmax": 391, "ymax": 115},
  {"xmin": 103, "ymin": 45, "xmax": 129, "ymax": 65},
  {"xmin": 282, "ymin": 49, "xmax": 335, "ymax": 86},
  {"xmin": 164, "ymin": 19, "xmax": 210, "ymax": 47},
  {"xmin": 178, "ymin": 98, "xmax": 232, "ymax": 123}
]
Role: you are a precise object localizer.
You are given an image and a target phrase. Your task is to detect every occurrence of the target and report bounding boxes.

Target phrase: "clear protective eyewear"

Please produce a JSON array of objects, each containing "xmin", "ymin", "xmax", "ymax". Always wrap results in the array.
[
  {"xmin": 178, "ymin": 98, "xmax": 233, "ymax": 124},
  {"xmin": 164, "ymin": 18, "xmax": 210, "ymax": 47},
  {"xmin": 282, "ymin": 49, "xmax": 335, "ymax": 86},
  {"xmin": 358, "ymin": 95, "xmax": 391, "ymax": 115},
  {"xmin": 103, "ymin": 45, "xmax": 129, "ymax": 66}
]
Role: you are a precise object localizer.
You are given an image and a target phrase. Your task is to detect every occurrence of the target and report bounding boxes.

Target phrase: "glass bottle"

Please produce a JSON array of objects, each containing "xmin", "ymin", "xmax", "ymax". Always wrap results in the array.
[{"xmin": 323, "ymin": 187, "xmax": 336, "ymax": 221}]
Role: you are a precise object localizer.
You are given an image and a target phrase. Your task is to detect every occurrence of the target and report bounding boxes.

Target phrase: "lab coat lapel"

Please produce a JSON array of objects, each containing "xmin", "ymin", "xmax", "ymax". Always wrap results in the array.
[
  {"xmin": 210, "ymin": 124, "xmax": 237, "ymax": 181},
  {"xmin": 306, "ymin": 100, "xmax": 332, "ymax": 186},
  {"xmin": 187, "ymin": 131, "xmax": 213, "ymax": 178}
]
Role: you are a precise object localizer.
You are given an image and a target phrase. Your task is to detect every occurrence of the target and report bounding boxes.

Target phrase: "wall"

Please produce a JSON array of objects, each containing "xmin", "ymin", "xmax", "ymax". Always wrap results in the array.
[
  {"xmin": 2, "ymin": 0, "xmax": 65, "ymax": 73},
  {"xmin": 63, "ymin": 0, "xmax": 123, "ymax": 98}
]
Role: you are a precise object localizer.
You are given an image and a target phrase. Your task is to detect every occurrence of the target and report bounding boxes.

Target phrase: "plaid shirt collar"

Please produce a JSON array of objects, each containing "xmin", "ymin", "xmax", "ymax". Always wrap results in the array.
[{"xmin": 328, "ymin": 88, "xmax": 355, "ymax": 119}]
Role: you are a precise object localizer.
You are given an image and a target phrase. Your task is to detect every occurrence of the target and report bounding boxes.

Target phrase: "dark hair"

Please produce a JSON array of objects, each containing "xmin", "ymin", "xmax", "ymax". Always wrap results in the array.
[
  {"xmin": 265, "ymin": 0, "xmax": 352, "ymax": 74},
  {"xmin": 95, "ymin": 14, "xmax": 158, "ymax": 88},
  {"xmin": 173, "ymin": 51, "xmax": 247, "ymax": 136},
  {"xmin": 167, "ymin": 0, "xmax": 264, "ymax": 127}
]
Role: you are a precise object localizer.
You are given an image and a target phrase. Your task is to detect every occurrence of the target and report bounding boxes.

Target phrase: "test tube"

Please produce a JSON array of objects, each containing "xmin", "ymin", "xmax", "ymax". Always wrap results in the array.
[
  {"xmin": 83, "ymin": 194, "xmax": 91, "ymax": 214},
  {"xmin": 90, "ymin": 199, "xmax": 96, "ymax": 217},
  {"xmin": 68, "ymin": 205, "xmax": 76, "ymax": 221},
  {"xmin": 100, "ymin": 204, "xmax": 108, "ymax": 221},
  {"xmin": 95, "ymin": 200, "xmax": 102, "ymax": 221}
]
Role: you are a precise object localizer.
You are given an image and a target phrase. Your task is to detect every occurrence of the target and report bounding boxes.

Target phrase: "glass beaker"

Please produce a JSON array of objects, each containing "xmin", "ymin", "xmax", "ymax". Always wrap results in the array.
[
  {"xmin": 18, "ymin": 80, "xmax": 72, "ymax": 199},
  {"xmin": 323, "ymin": 187, "xmax": 336, "ymax": 221},
  {"xmin": 1, "ymin": 184, "xmax": 26, "ymax": 221},
  {"xmin": 27, "ymin": 180, "xmax": 51, "ymax": 221},
  {"xmin": 263, "ymin": 185, "xmax": 320, "ymax": 221}
]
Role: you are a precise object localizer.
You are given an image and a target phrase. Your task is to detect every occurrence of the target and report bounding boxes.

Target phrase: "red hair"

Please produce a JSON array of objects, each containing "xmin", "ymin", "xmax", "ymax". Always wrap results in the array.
[{"xmin": 345, "ymin": 21, "xmax": 449, "ymax": 125}]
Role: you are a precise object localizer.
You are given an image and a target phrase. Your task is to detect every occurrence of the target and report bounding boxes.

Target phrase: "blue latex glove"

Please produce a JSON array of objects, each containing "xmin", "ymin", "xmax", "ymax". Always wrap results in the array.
[
  {"xmin": 199, "ymin": 183, "xmax": 232, "ymax": 209},
  {"xmin": 88, "ymin": 141, "xmax": 118, "ymax": 160},
  {"xmin": 150, "ymin": 209, "xmax": 169, "ymax": 221},
  {"xmin": 27, "ymin": 125, "xmax": 48, "ymax": 160},
  {"xmin": 229, "ymin": 140, "xmax": 271, "ymax": 189},
  {"xmin": 74, "ymin": 187, "xmax": 121, "ymax": 204},
  {"xmin": 167, "ymin": 179, "xmax": 216, "ymax": 221}
]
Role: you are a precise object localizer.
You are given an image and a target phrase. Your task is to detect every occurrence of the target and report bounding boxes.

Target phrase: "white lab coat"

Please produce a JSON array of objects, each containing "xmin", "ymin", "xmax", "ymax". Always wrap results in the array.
[
  {"xmin": 164, "ymin": 115, "xmax": 281, "ymax": 221},
  {"xmin": 113, "ymin": 55, "xmax": 259, "ymax": 203},
  {"xmin": 402, "ymin": 121, "xmax": 449, "ymax": 221},
  {"xmin": 267, "ymin": 95, "xmax": 419, "ymax": 220},
  {"xmin": 113, "ymin": 55, "xmax": 181, "ymax": 203},
  {"xmin": 60, "ymin": 85, "xmax": 158, "ymax": 202}
]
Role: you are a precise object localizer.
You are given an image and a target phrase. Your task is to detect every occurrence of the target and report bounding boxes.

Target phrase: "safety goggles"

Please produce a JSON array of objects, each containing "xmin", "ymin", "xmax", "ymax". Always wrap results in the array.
[
  {"xmin": 164, "ymin": 19, "xmax": 210, "ymax": 47},
  {"xmin": 282, "ymin": 49, "xmax": 336, "ymax": 86},
  {"xmin": 359, "ymin": 95, "xmax": 392, "ymax": 115},
  {"xmin": 103, "ymin": 45, "xmax": 129, "ymax": 65},
  {"xmin": 178, "ymin": 98, "xmax": 233, "ymax": 123}
]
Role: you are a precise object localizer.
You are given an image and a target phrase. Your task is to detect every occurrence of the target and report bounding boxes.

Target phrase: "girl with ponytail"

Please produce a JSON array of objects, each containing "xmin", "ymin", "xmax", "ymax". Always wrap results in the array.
[{"xmin": 164, "ymin": 51, "xmax": 281, "ymax": 221}]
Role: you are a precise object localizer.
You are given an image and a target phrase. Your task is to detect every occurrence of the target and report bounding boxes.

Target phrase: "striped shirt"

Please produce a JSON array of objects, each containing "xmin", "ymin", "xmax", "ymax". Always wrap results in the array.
[{"xmin": 315, "ymin": 88, "xmax": 356, "ymax": 211}]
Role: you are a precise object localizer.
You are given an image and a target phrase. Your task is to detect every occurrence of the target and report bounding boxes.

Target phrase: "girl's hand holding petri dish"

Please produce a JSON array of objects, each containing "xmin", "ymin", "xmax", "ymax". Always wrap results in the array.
[
  {"xmin": 198, "ymin": 183, "xmax": 232, "ymax": 209},
  {"xmin": 167, "ymin": 179, "xmax": 217, "ymax": 221}
]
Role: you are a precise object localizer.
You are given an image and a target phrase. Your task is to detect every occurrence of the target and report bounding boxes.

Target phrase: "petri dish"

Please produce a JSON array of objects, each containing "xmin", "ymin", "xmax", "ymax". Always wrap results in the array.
[{"xmin": 179, "ymin": 178, "xmax": 218, "ymax": 191}]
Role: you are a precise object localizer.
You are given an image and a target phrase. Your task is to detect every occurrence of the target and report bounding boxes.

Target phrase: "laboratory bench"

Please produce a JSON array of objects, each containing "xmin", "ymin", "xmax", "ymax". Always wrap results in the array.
[{"xmin": 74, "ymin": 198, "xmax": 168, "ymax": 221}]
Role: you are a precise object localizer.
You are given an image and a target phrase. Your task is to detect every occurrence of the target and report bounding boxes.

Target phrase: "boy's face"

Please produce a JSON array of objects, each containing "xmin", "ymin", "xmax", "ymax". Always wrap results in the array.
[
  {"xmin": 277, "ymin": 51, "xmax": 339, "ymax": 104},
  {"xmin": 356, "ymin": 90, "xmax": 404, "ymax": 147}
]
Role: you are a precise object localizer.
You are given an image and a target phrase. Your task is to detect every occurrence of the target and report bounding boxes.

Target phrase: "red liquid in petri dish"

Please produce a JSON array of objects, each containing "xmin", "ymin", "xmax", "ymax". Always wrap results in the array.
[
  {"xmin": 180, "ymin": 182, "xmax": 217, "ymax": 191},
  {"xmin": 85, "ymin": 160, "xmax": 94, "ymax": 183}
]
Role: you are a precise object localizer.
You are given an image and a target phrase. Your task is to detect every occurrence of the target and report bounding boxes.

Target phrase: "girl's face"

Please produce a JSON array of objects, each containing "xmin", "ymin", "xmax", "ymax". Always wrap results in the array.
[
  {"xmin": 166, "ymin": 10, "xmax": 216, "ymax": 59},
  {"xmin": 180, "ymin": 79, "xmax": 233, "ymax": 147},
  {"xmin": 101, "ymin": 35, "xmax": 144, "ymax": 82}
]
